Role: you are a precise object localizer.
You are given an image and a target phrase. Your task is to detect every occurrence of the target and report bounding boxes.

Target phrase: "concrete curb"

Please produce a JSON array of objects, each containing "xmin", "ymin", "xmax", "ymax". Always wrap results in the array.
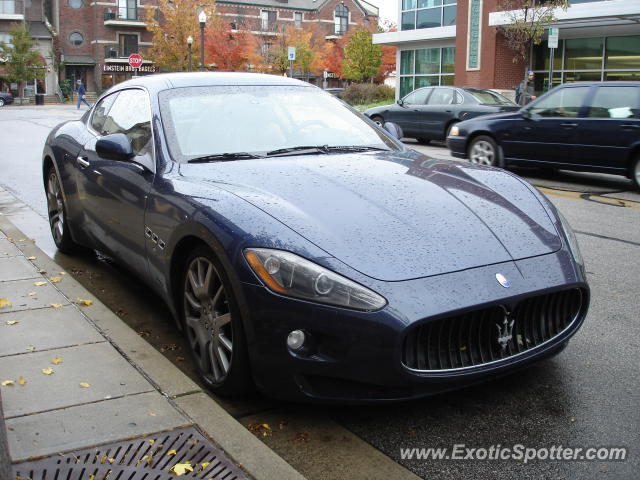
[{"xmin": 0, "ymin": 213, "xmax": 305, "ymax": 480}]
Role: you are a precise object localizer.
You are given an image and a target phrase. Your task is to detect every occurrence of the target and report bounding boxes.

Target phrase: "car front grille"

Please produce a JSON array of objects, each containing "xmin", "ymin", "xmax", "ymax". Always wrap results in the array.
[{"xmin": 402, "ymin": 288, "xmax": 584, "ymax": 372}]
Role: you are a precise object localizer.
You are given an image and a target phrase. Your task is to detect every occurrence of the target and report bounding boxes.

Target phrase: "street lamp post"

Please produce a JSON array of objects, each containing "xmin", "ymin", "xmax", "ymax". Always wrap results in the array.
[
  {"xmin": 198, "ymin": 11, "xmax": 206, "ymax": 71},
  {"xmin": 187, "ymin": 35, "xmax": 193, "ymax": 72}
]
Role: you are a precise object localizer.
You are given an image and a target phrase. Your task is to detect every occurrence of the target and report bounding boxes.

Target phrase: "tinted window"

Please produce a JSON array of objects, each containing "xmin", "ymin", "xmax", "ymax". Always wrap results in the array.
[
  {"xmin": 90, "ymin": 92, "xmax": 119, "ymax": 133},
  {"xmin": 427, "ymin": 88, "xmax": 455, "ymax": 105},
  {"xmin": 404, "ymin": 87, "xmax": 431, "ymax": 105},
  {"xmin": 528, "ymin": 86, "xmax": 590, "ymax": 118},
  {"xmin": 101, "ymin": 89, "xmax": 152, "ymax": 156},
  {"xmin": 588, "ymin": 86, "xmax": 640, "ymax": 119},
  {"xmin": 467, "ymin": 89, "xmax": 513, "ymax": 105}
]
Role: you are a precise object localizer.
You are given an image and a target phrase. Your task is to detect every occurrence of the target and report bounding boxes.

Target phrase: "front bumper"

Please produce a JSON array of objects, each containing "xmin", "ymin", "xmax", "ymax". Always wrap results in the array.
[
  {"xmin": 446, "ymin": 135, "xmax": 468, "ymax": 159},
  {"xmin": 240, "ymin": 250, "xmax": 589, "ymax": 403}
]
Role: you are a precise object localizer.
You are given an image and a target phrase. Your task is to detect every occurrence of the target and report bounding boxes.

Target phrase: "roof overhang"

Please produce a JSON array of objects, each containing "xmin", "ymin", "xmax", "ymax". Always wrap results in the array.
[{"xmin": 373, "ymin": 26, "xmax": 456, "ymax": 47}]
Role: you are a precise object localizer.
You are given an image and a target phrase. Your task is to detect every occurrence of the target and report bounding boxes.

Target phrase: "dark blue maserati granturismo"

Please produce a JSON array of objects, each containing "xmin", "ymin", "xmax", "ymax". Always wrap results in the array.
[{"xmin": 43, "ymin": 73, "xmax": 589, "ymax": 402}]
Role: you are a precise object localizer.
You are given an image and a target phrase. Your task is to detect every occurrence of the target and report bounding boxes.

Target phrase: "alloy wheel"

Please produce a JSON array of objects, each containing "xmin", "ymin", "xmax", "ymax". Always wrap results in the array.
[
  {"xmin": 372, "ymin": 116, "xmax": 384, "ymax": 127},
  {"xmin": 469, "ymin": 140, "xmax": 496, "ymax": 166},
  {"xmin": 183, "ymin": 257, "xmax": 233, "ymax": 384},
  {"xmin": 0, "ymin": 98, "xmax": 5, "ymax": 107},
  {"xmin": 46, "ymin": 172, "xmax": 65, "ymax": 245}
]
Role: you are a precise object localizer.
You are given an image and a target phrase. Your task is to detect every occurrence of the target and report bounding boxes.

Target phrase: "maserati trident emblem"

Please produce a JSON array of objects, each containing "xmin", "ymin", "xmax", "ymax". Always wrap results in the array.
[
  {"xmin": 496, "ymin": 273, "xmax": 510, "ymax": 288},
  {"xmin": 496, "ymin": 310, "xmax": 515, "ymax": 351}
]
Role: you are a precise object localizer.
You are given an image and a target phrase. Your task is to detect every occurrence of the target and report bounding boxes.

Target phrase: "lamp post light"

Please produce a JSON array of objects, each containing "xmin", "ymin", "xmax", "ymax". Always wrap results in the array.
[
  {"xmin": 187, "ymin": 35, "xmax": 193, "ymax": 72},
  {"xmin": 198, "ymin": 11, "xmax": 206, "ymax": 71}
]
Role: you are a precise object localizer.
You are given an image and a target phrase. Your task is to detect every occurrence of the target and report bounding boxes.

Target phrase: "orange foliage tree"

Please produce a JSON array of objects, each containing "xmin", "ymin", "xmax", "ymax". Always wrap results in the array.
[{"xmin": 205, "ymin": 16, "xmax": 263, "ymax": 71}]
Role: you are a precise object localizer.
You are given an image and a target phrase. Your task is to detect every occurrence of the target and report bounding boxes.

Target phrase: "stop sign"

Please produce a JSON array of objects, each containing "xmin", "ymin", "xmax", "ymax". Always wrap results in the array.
[{"xmin": 128, "ymin": 53, "xmax": 143, "ymax": 69}]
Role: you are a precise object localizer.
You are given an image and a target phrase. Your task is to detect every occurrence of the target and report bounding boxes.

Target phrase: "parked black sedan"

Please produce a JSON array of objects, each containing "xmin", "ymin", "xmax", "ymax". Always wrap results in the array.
[
  {"xmin": 364, "ymin": 86, "xmax": 518, "ymax": 144},
  {"xmin": 447, "ymin": 81, "xmax": 640, "ymax": 190},
  {"xmin": 0, "ymin": 91, "xmax": 14, "ymax": 107}
]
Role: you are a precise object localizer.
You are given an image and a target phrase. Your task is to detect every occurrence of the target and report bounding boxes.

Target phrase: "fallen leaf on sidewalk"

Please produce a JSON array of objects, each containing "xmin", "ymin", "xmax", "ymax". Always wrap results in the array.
[
  {"xmin": 80, "ymin": 382, "xmax": 90, "ymax": 388},
  {"xmin": 51, "ymin": 357, "xmax": 63, "ymax": 365},
  {"xmin": 88, "ymin": 475, "xmax": 95, "ymax": 480},
  {"xmin": 100, "ymin": 455, "xmax": 108, "ymax": 464},
  {"xmin": 60, "ymin": 271, "xmax": 66, "ymax": 275},
  {"xmin": 37, "ymin": 269, "xmax": 47, "ymax": 274},
  {"xmin": 34, "ymin": 281, "xmax": 47, "ymax": 286},
  {"xmin": 0, "ymin": 298, "xmax": 12, "ymax": 308},
  {"xmin": 6, "ymin": 320, "xmax": 18, "ymax": 325},
  {"xmin": 176, "ymin": 356, "xmax": 185, "ymax": 362},
  {"xmin": 51, "ymin": 303, "xmax": 63, "ymax": 308},
  {"xmin": 200, "ymin": 462, "xmax": 210, "ymax": 471},
  {"xmin": 41, "ymin": 367, "xmax": 54, "ymax": 375},
  {"xmin": 1, "ymin": 380, "xmax": 15, "ymax": 386},
  {"xmin": 167, "ymin": 450, "xmax": 177, "ymax": 456},
  {"xmin": 75, "ymin": 298, "xmax": 93, "ymax": 306},
  {"xmin": 248, "ymin": 422, "xmax": 272, "ymax": 437},
  {"xmin": 27, "ymin": 256, "xmax": 36, "ymax": 260},
  {"xmin": 148, "ymin": 439, "xmax": 155, "ymax": 446},
  {"xmin": 49, "ymin": 276, "xmax": 63, "ymax": 283},
  {"xmin": 25, "ymin": 345, "xmax": 35, "ymax": 351},
  {"xmin": 169, "ymin": 461, "xmax": 193, "ymax": 476},
  {"xmin": 27, "ymin": 292, "xmax": 37, "ymax": 296},
  {"xmin": 18, "ymin": 376, "xmax": 27, "ymax": 386}
]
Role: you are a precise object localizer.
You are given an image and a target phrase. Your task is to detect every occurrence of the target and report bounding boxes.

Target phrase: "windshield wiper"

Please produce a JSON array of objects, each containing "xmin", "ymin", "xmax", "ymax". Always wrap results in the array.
[
  {"xmin": 266, "ymin": 146, "xmax": 330, "ymax": 157},
  {"xmin": 266, "ymin": 145, "xmax": 390, "ymax": 157},
  {"xmin": 188, "ymin": 152, "xmax": 263, "ymax": 163}
]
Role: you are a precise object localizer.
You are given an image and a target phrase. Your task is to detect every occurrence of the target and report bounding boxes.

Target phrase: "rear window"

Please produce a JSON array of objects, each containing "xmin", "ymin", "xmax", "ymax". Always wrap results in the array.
[
  {"xmin": 467, "ymin": 89, "xmax": 514, "ymax": 105},
  {"xmin": 588, "ymin": 86, "xmax": 640, "ymax": 119}
]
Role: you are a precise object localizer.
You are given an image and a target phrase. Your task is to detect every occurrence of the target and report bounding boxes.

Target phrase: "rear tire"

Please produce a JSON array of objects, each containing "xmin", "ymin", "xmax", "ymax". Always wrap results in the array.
[
  {"xmin": 631, "ymin": 154, "xmax": 640, "ymax": 191},
  {"xmin": 0, "ymin": 98, "xmax": 5, "ymax": 107},
  {"xmin": 181, "ymin": 245, "xmax": 252, "ymax": 396},
  {"xmin": 371, "ymin": 115, "xmax": 384, "ymax": 127},
  {"xmin": 45, "ymin": 168, "xmax": 83, "ymax": 254},
  {"xmin": 468, "ymin": 135, "xmax": 500, "ymax": 167}
]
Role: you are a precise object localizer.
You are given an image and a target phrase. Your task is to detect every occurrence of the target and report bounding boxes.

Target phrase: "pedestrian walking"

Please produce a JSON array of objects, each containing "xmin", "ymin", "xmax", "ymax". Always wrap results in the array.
[
  {"xmin": 516, "ymin": 71, "xmax": 537, "ymax": 106},
  {"xmin": 76, "ymin": 79, "xmax": 91, "ymax": 109}
]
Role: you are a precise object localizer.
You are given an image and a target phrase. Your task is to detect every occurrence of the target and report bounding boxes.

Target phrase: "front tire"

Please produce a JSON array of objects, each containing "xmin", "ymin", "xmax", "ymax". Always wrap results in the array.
[
  {"xmin": 631, "ymin": 154, "xmax": 640, "ymax": 191},
  {"xmin": 45, "ymin": 168, "xmax": 83, "ymax": 254},
  {"xmin": 181, "ymin": 245, "xmax": 251, "ymax": 395},
  {"xmin": 0, "ymin": 98, "xmax": 5, "ymax": 107},
  {"xmin": 371, "ymin": 115, "xmax": 384, "ymax": 127},
  {"xmin": 468, "ymin": 135, "xmax": 499, "ymax": 167}
]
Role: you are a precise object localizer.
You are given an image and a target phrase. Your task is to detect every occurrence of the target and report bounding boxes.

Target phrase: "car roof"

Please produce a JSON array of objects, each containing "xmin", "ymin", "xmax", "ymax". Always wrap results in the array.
[
  {"xmin": 553, "ymin": 81, "xmax": 640, "ymax": 87},
  {"xmin": 106, "ymin": 72, "xmax": 313, "ymax": 95}
]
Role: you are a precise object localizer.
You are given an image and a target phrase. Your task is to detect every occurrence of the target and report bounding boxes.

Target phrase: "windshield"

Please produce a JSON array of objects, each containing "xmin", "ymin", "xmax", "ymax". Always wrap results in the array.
[
  {"xmin": 159, "ymin": 85, "xmax": 400, "ymax": 162},
  {"xmin": 467, "ymin": 89, "xmax": 514, "ymax": 106}
]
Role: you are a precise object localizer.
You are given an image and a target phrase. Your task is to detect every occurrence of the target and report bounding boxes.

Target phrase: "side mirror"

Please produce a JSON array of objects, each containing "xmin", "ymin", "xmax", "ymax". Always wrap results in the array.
[
  {"xmin": 96, "ymin": 133, "xmax": 134, "ymax": 161},
  {"xmin": 383, "ymin": 122, "xmax": 404, "ymax": 140},
  {"xmin": 396, "ymin": 98, "xmax": 404, "ymax": 107}
]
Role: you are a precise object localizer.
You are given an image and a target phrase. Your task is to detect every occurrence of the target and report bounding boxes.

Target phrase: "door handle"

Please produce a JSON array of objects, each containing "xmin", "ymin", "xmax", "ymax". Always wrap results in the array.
[
  {"xmin": 76, "ymin": 156, "xmax": 90, "ymax": 168},
  {"xmin": 560, "ymin": 123, "xmax": 578, "ymax": 127}
]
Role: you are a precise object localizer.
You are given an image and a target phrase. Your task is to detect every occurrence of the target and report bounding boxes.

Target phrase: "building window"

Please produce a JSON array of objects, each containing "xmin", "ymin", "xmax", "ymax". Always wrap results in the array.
[
  {"xmin": 399, "ymin": 46, "xmax": 456, "ymax": 97},
  {"xmin": 295, "ymin": 12, "xmax": 302, "ymax": 29},
  {"xmin": 69, "ymin": 32, "xmax": 84, "ymax": 46},
  {"xmin": 335, "ymin": 4, "xmax": 349, "ymax": 35},
  {"xmin": 401, "ymin": 0, "xmax": 456, "ymax": 31},
  {"xmin": 68, "ymin": 0, "xmax": 82, "ymax": 9},
  {"xmin": 261, "ymin": 10, "xmax": 276, "ymax": 31},
  {"xmin": 119, "ymin": 34, "xmax": 138, "ymax": 57},
  {"xmin": 117, "ymin": 0, "xmax": 137, "ymax": 20},
  {"xmin": 532, "ymin": 35, "xmax": 640, "ymax": 92},
  {"xmin": 0, "ymin": 33, "xmax": 12, "ymax": 48},
  {"xmin": 261, "ymin": 42, "xmax": 272, "ymax": 59},
  {"xmin": 0, "ymin": 0, "xmax": 16, "ymax": 14}
]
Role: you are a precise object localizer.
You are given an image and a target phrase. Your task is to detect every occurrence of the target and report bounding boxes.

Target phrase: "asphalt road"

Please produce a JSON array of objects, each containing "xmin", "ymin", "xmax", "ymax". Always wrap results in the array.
[{"xmin": 1, "ymin": 105, "xmax": 638, "ymax": 479}]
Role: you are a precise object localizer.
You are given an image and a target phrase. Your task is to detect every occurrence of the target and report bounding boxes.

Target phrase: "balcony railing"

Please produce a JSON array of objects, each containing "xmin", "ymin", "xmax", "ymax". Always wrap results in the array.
[
  {"xmin": 0, "ymin": 0, "xmax": 23, "ymax": 15},
  {"xmin": 104, "ymin": 7, "xmax": 140, "ymax": 22}
]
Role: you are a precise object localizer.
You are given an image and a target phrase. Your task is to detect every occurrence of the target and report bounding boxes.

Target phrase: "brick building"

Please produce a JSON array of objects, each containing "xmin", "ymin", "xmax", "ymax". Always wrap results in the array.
[{"xmin": 374, "ymin": 0, "xmax": 640, "ymax": 100}]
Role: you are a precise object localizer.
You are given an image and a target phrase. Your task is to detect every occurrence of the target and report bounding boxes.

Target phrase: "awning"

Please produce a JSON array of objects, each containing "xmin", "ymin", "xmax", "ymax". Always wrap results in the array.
[{"xmin": 63, "ymin": 55, "xmax": 96, "ymax": 66}]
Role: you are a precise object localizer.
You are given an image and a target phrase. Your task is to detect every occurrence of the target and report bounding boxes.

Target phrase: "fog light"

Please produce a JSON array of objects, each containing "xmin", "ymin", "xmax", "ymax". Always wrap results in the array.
[{"xmin": 287, "ymin": 330, "xmax": 306, "ymax": 351}]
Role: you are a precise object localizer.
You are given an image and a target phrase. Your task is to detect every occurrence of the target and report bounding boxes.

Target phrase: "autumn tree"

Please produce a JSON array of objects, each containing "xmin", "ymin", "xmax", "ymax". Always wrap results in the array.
[
  {"xmin": 268, "ymin": 25, "xmax": 323, "ymax": 78},
  {"xmin": 0, "ymin": 23, "xmax": 46, "ymax": 103},
  {"xmin": 205, "ymin": 16, "xmax": 262, "ymax": 71},
  {"xmin": 375, "ymin": 22, "xmax": 396, "ymax": 84},
  {"xmin": 145, "ymin": 0, "xmax": 215, "ymax": 72},
  {"xmin": 498, "ymin": 0, "xmax": 569, "ymax": 80},
  {"xmin": 342, "ymin": 29, "xmax": 381, "ymax": 83}
]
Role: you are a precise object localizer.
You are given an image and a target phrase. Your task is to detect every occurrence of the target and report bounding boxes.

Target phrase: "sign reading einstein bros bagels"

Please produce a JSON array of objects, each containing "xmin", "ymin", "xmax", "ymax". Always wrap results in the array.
[{"xmin": 102, "ymin": 64, "xmax": 158, "ymax": 73}]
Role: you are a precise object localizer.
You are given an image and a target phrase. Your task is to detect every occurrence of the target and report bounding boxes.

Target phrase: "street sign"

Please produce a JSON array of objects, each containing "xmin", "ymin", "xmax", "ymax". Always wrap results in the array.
[
  {"xmin": 128, "ymin": 53, "xmax": 143, "ymax": 69},
  {"xmin": 548, "ymin": 27, "xmax": 559, "ymax": 49},
  {"xmin": 288, "ymin": 47, "xmax": 296, "ymax": 61}
]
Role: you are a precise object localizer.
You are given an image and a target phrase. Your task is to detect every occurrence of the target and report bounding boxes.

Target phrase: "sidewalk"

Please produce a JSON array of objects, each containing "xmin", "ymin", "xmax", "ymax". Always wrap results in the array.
[{"xmin": 0, "ymin": 214, "xmax": 304, "ymax": 480}]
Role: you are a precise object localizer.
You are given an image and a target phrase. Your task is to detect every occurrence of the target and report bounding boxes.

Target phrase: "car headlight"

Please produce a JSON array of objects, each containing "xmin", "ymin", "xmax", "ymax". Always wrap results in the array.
[
  {"xmin": 449, "ymin": 126, "xmax": 459, "ymax": 136},
  {"xmin": 244, "ymin": 248, "xmax": 386, "ymax": 311},
  {"xmin": 557, "ymin": 211, "xmax": 583, "ymax": 266}
]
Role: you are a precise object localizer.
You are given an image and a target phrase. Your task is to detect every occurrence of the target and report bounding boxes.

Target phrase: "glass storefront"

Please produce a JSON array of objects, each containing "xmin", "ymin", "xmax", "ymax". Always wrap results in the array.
[
  {"xmin": 399, "ymin": 47, "xmax": 455, "ymax": 97},
  {"xmin": 532, "ymin": 35, "xmax": 640, "ymax": 93},
  {"xmin": 401, "ymin": 0, "xmax": 456, "ymax": 31}
]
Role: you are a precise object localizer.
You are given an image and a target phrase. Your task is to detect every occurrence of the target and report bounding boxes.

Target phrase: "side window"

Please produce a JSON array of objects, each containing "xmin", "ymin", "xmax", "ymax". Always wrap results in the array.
[
  {"xmin": 90, "ymin": 93, "xmax": 119, "ymax": 134},
  {"xmin": 427, "ymin": 88, "xmax": 455, "ymax": 105},
  {"xmin": 529, "ymin": 86, "xmax": 590, "ymax": 118},
  {"xmin": 101, "ymin": 89, "xmax": 153, "ymax": 157},
  {"xmin": 403, "ymin": 88, "xmax": 431, "ymax": 105},
  {"xmin": 588, "ymin": 86, "xmax": 640, "ymax": 119}
]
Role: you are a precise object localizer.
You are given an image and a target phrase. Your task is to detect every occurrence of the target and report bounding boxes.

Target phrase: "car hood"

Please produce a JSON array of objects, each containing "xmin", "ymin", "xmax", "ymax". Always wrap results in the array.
[{"xmin": 179, "ymin": 153, "xmax": 561, "ymax": 281}]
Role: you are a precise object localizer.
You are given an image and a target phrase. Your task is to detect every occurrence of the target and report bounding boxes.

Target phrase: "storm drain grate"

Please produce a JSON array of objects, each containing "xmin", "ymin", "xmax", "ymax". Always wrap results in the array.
[{"xmin": 12, "ymin": 426, "xmax": 249, "ymax": 480}]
